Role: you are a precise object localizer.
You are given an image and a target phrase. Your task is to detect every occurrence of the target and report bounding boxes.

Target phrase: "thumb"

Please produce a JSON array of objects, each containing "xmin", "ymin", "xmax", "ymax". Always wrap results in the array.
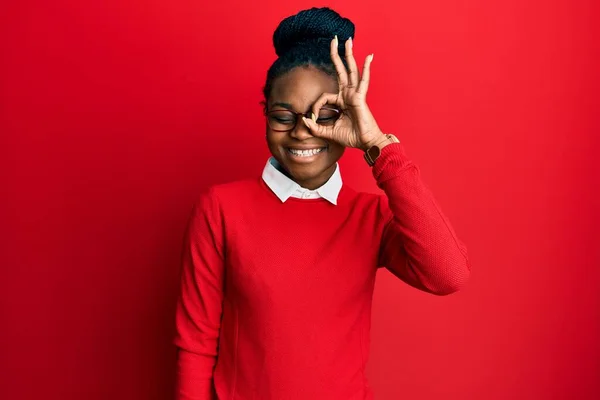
[{"xmin": 302, "ymin": 116, "xmax": 333, "ymax": 140}]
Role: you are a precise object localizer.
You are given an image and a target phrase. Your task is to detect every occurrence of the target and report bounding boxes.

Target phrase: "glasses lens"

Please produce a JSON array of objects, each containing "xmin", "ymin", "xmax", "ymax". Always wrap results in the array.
[
  {"xmin": 267, "ymin": 107, "xmax": 340, "ymax": 131},
  {"xmin": 268, "ymin": 110, "xmax": 296, "ymax": 131},
  {"xmin": 317, "ymin": 107, "xmax": 340, "ymax": 126}
]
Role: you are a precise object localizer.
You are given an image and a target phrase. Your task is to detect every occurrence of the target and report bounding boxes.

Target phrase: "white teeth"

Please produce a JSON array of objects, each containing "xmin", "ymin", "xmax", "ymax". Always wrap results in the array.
[{"xmin": 288, "ymin": 148, "xmax": 325, "ymax": 157}]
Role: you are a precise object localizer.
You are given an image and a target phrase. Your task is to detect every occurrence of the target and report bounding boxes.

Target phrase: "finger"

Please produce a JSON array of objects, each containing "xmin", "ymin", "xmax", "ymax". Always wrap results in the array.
[
  {"xmin": 330, "ymin": 36, "xmax": 348, "ymax": 89},
  {"xmin": 356, "ymin": 54, "xmax": 373, "ymax": 95},
  {"xmin": 345, "ymin": 38, "xmax": 360, "ymax": 89},
  {"xmin": 302, "ymin": 116, "xmax": 335, "ymax": 140},
  {"xmin": 311, "ymin": 92, "xmax": 342, "ymax": 118}
]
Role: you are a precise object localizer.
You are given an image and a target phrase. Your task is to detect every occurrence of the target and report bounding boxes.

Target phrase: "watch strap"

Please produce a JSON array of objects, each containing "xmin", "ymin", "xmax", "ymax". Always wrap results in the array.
[{"xmin": 364, "ymin": 134, "xmax": 400, "ymax": 166}]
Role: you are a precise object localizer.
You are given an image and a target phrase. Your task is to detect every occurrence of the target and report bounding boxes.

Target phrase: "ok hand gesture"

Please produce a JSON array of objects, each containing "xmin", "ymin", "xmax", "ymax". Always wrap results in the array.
[{"xmin": 302, "ymin": 36, "xmax": 387, "ymax": 150}]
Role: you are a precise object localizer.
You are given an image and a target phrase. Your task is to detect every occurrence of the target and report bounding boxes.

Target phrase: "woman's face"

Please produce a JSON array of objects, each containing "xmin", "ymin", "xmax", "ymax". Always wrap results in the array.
[{"xmin": 266, "ymin": 66, "xmax": 345, "ymax": 190}]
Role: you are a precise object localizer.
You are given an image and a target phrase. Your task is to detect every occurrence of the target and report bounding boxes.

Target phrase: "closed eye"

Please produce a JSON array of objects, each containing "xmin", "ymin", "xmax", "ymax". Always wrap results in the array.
[{"xmin": 272, "ymin": 117, "xmax": 294, "ymax": 124}]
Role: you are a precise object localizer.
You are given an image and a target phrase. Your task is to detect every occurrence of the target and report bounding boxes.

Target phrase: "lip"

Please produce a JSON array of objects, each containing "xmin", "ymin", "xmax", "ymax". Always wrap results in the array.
[{"xmin": 286, "ymin": 145, "xmax": 328, "ymax": 150}]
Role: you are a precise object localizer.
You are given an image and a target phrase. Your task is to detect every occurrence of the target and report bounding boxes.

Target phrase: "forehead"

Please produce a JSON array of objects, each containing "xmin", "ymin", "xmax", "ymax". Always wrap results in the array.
[{"xmin": 269, "ymin": 66, "xmax": 338, "ymax": 110}]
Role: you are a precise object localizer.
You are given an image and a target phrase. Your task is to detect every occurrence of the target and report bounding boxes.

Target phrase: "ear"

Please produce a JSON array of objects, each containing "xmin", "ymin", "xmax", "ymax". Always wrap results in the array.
[{"xmin": 260, "ymin": 99, "xmax": 268, "ymax": 114}]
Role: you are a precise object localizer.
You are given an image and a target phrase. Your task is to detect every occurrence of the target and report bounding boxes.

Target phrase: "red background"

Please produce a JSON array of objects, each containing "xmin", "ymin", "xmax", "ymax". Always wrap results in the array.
[{"xmin": 2, "ymin": 0, "xmax": 599, "ymax": 399}]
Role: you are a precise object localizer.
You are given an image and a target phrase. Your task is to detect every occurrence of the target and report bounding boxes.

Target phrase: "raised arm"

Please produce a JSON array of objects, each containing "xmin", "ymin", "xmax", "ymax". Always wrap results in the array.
[
  {"xmin": 296, "ymin": 36, "xmax": 470, "ymax": 294},
  {"xmin": 375, "ymin": 143, "xmax": 470, "ymax": 295}
]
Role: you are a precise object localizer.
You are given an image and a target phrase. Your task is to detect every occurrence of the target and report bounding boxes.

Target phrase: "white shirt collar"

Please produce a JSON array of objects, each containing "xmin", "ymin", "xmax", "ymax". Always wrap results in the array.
[{"xmin": 262, "ymin": 157, "xmax": 343, "ymax": 205}]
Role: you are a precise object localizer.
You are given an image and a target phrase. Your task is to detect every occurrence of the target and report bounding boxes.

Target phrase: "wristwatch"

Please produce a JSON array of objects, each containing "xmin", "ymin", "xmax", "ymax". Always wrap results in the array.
[{"xmin": 364, "ymin": 134, "xmax": 400, "ymax": 166}]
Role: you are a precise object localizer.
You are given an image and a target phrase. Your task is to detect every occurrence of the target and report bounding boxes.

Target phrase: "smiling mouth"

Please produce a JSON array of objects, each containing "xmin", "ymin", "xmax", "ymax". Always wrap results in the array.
[{"xmin": 287, "ymin": 147, "xmax": 327, "ymax": 157}]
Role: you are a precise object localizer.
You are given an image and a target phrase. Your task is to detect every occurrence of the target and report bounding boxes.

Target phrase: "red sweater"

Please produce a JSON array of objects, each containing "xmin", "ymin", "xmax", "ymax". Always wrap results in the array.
[{"xmin": 174, "ymin": 143, "xmax": 470, "ymax": 400}]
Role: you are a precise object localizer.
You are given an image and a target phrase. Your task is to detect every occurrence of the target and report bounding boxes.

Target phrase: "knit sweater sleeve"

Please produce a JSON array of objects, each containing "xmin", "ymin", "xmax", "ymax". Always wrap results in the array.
[
  {"xmin": 373, "ymin": 143, "xmax": 471, "ymax": 295},
  {"xmin": 174, "ymin": 188, "xmax": 225, "ymax": 400}
]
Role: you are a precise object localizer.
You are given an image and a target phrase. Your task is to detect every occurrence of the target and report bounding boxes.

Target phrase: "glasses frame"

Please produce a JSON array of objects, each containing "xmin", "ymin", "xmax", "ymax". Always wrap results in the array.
[{"xmin": 264, "ymin": 106, "xmax": 342, "ymax": 132}]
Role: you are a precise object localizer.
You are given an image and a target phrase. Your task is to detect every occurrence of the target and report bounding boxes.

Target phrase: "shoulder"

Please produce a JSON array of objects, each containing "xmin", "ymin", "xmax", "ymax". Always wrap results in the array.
[
  {"xmin": 206, "ymin": 178, "xmax": 262, "ymax": 199},
  {"xmin": 193, "ymin": 178, "xmax": 263, "ymax": 211},
  {"xmin": 342, "ymin": 184, "xmax": 382, "ymax": 206},
  {"xmin": 342, "ymin": 185, "xmax": 392, "ymax": 220}
]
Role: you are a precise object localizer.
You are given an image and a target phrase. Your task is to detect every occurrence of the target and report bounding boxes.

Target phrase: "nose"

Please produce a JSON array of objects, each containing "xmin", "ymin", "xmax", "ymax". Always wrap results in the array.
[{"xmin": 289, "ymin": 116, "xmax": 314, "ymax": 140}]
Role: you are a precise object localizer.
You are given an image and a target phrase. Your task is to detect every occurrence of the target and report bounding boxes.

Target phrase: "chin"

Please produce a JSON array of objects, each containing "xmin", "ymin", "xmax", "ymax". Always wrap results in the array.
[
  {"xmin": 283, "ymin": 158, "xmax": 335, "ymax": 183},
  {"xmin": 287, "ymin": 165, "xmax": 324, "ymax": 181}
]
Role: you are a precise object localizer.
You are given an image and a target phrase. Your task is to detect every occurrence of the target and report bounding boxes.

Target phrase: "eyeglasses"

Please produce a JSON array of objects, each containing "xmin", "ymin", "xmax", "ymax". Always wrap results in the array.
[{"xmin": 265, "ymin": 106, "xmax": 341, "ymax": 132}]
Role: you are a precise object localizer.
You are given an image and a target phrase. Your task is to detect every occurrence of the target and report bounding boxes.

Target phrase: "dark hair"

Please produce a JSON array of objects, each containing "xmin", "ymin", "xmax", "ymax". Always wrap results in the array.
[{"xmin": 262, "ymin": 7, "xmax": 355, "ymax": 105}]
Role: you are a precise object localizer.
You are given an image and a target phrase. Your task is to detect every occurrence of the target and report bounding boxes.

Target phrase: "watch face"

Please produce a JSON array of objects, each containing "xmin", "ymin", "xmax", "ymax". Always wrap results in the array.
[{"xmin": 368, "ymin": 146, "xmax": 381, "ymax": 160}]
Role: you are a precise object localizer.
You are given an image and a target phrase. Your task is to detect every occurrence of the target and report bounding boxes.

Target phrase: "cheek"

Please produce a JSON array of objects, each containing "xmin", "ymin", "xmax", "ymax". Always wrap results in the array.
[
  {"xmin": 327, "ymin": 143, "xmax": 345, "ymax": 159},
  {"xmin": 265, "ymin": 130, "xmax": 276, "ymax": 146},
  {"xmin": 266, "ymin": 133, "xmax": 286, "ymax": 157}
]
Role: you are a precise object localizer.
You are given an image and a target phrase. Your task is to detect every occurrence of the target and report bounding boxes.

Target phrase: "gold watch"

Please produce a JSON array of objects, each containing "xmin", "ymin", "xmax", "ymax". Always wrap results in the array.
[{"xmin": 364, "ymin": 134, "xmax": 400, "ymax": 166}]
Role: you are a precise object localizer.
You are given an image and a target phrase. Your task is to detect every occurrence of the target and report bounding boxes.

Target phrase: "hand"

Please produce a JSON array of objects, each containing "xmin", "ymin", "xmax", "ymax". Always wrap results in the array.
[{"xmin": 302, "ymin": 36, "xmax": 387, "ymax": 150}]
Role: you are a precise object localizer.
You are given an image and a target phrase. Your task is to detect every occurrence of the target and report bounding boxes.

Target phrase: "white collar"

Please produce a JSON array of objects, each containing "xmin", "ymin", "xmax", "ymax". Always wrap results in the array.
[{"xmin": 262, "ymin": 157, "xmax": 343, "ymax": 205}]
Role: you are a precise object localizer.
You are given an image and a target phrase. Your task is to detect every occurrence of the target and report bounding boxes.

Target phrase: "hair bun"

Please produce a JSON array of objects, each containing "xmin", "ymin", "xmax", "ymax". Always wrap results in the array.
[{"xmin": 273, "ymin": 7, "xmax": 355, "ymax": 57}]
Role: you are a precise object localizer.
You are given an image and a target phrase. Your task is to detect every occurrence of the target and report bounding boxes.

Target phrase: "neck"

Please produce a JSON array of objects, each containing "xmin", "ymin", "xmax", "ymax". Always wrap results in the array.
[{"xmin": 290, "ymin": 164, "xmax": 336, "ymax": 190}]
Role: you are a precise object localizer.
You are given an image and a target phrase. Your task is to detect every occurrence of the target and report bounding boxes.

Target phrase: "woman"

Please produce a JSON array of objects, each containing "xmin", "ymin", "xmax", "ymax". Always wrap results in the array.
[{"xmin": 174, "ymin": 7, "xmax": 470, "ymax": 400}]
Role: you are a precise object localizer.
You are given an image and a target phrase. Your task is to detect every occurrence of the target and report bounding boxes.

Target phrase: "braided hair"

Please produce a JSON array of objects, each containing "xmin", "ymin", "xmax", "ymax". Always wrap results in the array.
[{"xmin": 263, "ymin": 7, "xmax": 355, "ymax": 104}]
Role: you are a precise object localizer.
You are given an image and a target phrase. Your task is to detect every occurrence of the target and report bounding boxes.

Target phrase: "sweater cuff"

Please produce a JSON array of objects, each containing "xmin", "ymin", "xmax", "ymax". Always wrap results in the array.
[{"xmin": 371, "ymin": 142, "xmax": 414, "ymax": 184}]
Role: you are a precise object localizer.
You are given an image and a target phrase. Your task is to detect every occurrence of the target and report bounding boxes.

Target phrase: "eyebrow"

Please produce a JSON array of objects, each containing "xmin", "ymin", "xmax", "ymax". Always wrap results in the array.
[{"xmin": 270, "ymin": 102, "xmax": 294, "ymax": 110}]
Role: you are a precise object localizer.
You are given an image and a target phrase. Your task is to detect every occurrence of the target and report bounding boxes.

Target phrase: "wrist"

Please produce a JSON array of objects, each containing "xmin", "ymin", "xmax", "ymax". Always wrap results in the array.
[
  {"xmin": 360, "ymin": 132, "xmax": 387, "ymax": 151},
  {"xmin": 362, "ymin": 134, "xmax": 401, "ymax": 166}
]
